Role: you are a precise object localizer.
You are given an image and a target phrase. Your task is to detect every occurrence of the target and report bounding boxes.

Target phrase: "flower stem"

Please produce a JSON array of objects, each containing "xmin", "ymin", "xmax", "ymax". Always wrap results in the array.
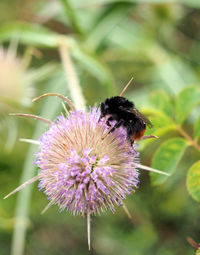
[
  {"xmin": 87, "ymin": 210, "xmax": 91, "ymax": 251},
  {"xmin": 58, "ymin": 39, "xmax": 86, "ymax": 111},
  {"xmin": 176, "ymin": 125, "xmax": 200, "ymax": 152}
]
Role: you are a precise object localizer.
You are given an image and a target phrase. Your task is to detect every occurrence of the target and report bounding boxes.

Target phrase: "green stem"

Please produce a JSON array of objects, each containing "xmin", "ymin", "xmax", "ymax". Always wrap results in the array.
[
  {"xmin": 176, "ymin": 125, "xmax": 200, "ymax": 152},
  {"xmin": 11, "ymin": 141, "xmax": 38, "ymax": 255}
]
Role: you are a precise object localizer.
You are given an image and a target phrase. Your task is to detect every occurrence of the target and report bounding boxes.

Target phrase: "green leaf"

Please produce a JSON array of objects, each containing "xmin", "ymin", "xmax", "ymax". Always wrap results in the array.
[
  {"xmin": 154, "ymin": 125, "xmax": 176, "ymax": 137},
  {"xmin": 85, "ymin": 2, "xmax": 133, "ymax": 51},
  {"xmin": 59, "ymin": 0, "xmax": 84, "ymax": 35},
  {"xmin": 139, "ymin": 124, "xmax": 176, "ymax": 151},
  {"xmin": 0, "ymin": 22, "xmax": 60, "ymax": 48},
  {"xmin": 187, "ymin": 161, "xmax": 200, "ymax": 202},
  {"xmin": 175, "ymin": 86, "xmax": 200, "ymax": 124},
  {"xmin": 73, "ymin": 0, "xmax": 200, "ymax": 9},
  {"xmin": 149, "ymin": 90, "xmax": 173, "ymax": 118},
  {"xmin": 156, "ymin": 56, "xmax": 198, "ymax": 95},
  {"xmin": 151, "ymin": 138, "xmax": 188, "ymax": 185},
  {"xmin": 194, "ymin": 116, "xmax": 200, "ymax": 141},
  {"xmin": 141, "ymin": 108, "xmax": 174, "ymax": 133},
  {"xmin": 138, "ymin": 108, "xmax": 176, "ymax": 150},
  {"xmin": 138, "ymin": 109, "xmax": 176, "ymax": 149}
]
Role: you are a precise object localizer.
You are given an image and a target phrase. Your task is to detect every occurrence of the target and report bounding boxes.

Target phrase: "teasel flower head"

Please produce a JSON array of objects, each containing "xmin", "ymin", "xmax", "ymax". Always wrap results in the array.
[
  {"xmin": 36, "ymin": 107, "xmax": 139, "ymax": 215},
  {"xmin": 0, "ymin": 45, "xmax": 34, "ymax": 114},
  {"xmin": 0, "ymin": 42, "xmax": 36, "ymax": 151},
  {"xmin": 4, "ymin": 93, "xmax": 169, "ymax": 249}
]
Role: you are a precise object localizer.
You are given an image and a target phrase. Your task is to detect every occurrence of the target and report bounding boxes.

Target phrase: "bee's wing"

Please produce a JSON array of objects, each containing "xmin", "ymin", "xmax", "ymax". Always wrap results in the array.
[{"xmin": 119, "ymin": 106, "xmax": 153, "ymax": 128}]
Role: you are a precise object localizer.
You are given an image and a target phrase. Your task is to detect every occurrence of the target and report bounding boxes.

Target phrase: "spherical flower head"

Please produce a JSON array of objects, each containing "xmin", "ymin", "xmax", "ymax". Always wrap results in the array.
[
  {"xmin": 0, "ymin": 47, "xmax": 34, "ymax": 115},
  {"xmin": 35, "ymin": 108, "xmax": 139, "ymax": 215}
]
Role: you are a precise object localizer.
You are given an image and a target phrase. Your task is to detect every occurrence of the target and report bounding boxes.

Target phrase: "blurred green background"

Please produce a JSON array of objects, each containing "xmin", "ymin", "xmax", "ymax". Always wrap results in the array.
[{"xmin": 0, "ymin": 0, "xmax": 200, "ymax": 254}]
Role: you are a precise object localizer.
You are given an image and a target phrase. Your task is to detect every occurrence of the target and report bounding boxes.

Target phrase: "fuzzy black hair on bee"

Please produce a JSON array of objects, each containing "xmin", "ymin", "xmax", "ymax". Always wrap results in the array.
[{"xmin": 99, "ymin": 96, "xmax": 152, "ymax": 144}]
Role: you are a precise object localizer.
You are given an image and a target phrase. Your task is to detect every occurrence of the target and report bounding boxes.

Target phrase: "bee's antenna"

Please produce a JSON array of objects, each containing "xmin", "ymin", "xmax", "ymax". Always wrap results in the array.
[{"xmin": 119, "ymin": 77, "xmax": 134, "ymax": 97}]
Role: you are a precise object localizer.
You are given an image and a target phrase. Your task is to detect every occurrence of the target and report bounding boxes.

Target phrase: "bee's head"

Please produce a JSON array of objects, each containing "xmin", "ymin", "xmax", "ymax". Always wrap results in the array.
[
  {"xmin": 100, "ymin": 96, "xmax": 134, "ymax": 119},
  {"xmin": 100, "ymin": 101, "xmax": 109, "ymax": 118}
]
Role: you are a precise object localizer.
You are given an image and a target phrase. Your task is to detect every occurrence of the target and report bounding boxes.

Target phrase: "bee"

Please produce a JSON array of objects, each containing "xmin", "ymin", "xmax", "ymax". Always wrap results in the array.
[{"xmin": 99, "ymin": 78, "xmax": 154, "ymax": 144}]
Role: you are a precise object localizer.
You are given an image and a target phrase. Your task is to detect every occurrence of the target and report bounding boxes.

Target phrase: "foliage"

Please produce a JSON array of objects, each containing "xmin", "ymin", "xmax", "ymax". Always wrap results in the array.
[
  {"xmin": 196, "ymin": 247, "xmax": 200, "ymax": 255},
  {"xmin": 141, "ymin": 86, "xmax": 200, "ymax": 198}
]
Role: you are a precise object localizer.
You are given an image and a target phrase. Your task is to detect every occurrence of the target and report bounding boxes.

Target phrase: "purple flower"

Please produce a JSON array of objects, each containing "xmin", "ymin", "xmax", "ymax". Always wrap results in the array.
[
  {"xmin": 4, "ymin": 92, "xmax": 168, "ymax": 250},
  {"xmin": 36, "ymin": 108, "xmax": 139, "ymax": 215}
]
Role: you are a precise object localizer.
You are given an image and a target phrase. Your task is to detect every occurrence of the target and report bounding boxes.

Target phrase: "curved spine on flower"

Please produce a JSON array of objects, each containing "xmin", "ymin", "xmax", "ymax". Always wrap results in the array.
[
  {"xmin": 9, "ymin": 113, "xmax": 52, "ymax": 125},
  {"xmin": 32, "ymin": 93, "xmax": 76, "ymax": 112}
]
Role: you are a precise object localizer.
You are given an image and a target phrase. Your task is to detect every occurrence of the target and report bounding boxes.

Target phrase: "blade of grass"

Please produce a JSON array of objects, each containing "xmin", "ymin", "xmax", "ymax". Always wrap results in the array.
[
  {"xmin": 0, "ymin": 22, "xmax": 60, "ymax": 48},
  {"xmin": 84, "ymin": 2, "xmax": 133, "ymax": 51},
  {"xmin": 59, "ymin": 0, "xmax": 84, "ymax": 35}
]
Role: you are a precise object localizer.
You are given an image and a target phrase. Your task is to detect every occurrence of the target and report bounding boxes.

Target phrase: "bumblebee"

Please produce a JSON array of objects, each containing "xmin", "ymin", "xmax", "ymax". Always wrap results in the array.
[{"xmin": 99, "ymin": 96, "xmax": 152, "ymax": 144}]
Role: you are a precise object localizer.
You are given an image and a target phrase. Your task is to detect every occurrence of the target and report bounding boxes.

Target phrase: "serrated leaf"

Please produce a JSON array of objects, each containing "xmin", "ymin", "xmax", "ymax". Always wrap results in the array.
[
  {"xmin": 194, "ymin": 116, "xmax": 200, "ymax": 141},
  {"xmin": 154, "ymin": 125, "xmax": 176, "ymax": 137},
  {"xmin": 138, "ymin": 109, "xmax": 176, "ymax": 150},
  {"xmin": 187, "ymin": 161, "xmax": 200, "ymax": 202},
  {"xmin": 139, "ymin": 109, "xmax": 175, "ymax": 146},
  {"xmin": 139, "ymin": 124, "xmax": 176, "ymax": 151},
  {"xmin": 175, "ymin": 86, "xmax": 200, "ymax": 124},
  {"xmin": 151, "ymin": 138, "xmax": 188, "ymax": 185},
  {"xmin": 141, "ymin": 108, "xmax": 174, "ymax": 134},
  {"xmin": 149, "ymin": 90, "xmax": 173, "ymax": 118}
]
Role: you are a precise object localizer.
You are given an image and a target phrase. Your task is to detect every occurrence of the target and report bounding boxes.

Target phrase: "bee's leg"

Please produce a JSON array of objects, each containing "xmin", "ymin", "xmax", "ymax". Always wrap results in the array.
[
  {"xmin": 137, "ymin": 135, "xmax": 158, "ymax": 141},
  {"xmin": 106, "ymin": 116, "xmax": 114, "ymax": 127},
  {"xmin": 108, "ymin": 119, "xmax": 124, "ymax": 133},
  {"xmin": 102, "ymin": 119, "xmax": 123, "ymax": 140}
]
